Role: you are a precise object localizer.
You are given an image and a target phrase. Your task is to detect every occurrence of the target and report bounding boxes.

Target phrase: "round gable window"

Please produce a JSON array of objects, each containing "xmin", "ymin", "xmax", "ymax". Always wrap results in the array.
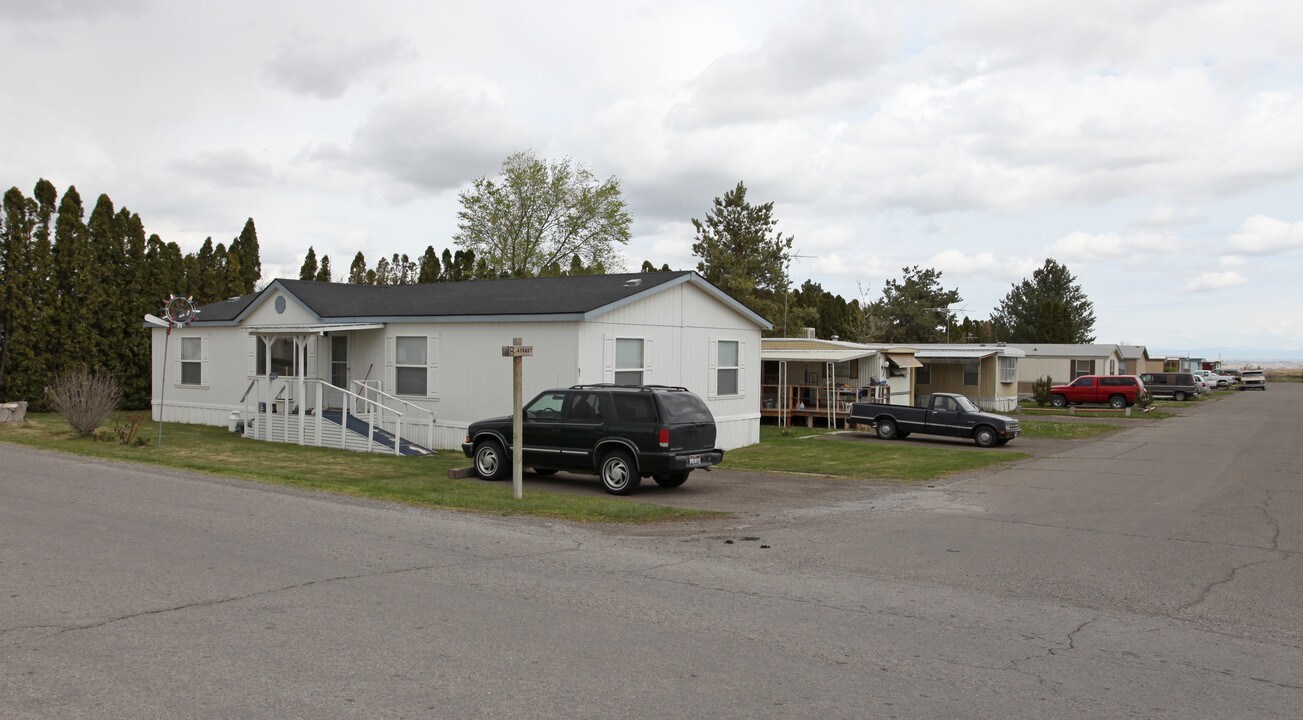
[{"xmin": 275, "ymin": 296, "xmax": 286, "ymax": 314}]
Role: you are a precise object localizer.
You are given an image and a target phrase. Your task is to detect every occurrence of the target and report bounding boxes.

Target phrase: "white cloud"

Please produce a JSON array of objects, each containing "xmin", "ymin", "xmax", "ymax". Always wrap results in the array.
[
  {"xmin": 309, "ymin": 82, "xmax": 528, "ymax": 194},
  {"xmin": 1218, "ymin": 255, "xmax": 1246, "ymax": 268},
  {"xmin": 927, "ymin": 249, "xmax": 1039, "ymax": 282},
  {"xmin": 1048, "ymin": 230, "xmax": 1178, "ymax": 263},
  {"xmin": 1228, "ymin": 214, "xmax": 1303, "ymax": 255},
  {"xmin": 1184, "ymin": 272, "xmax": 1247, "ymax": 293},
  {"xmin": 264, "ymin": 37, "xmax": 414, "ymax": 100},
  {"xmin": 169, "ymin": 148, "xmax": 276, "ymax": 188}
]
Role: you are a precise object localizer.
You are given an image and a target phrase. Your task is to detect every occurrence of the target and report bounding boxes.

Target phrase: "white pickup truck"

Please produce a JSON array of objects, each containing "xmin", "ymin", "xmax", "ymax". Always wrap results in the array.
[
  {"xmin": 1196, "ymin": 369, "xmax": 1235, "ymax": 388},
  {"xmin": 1239, "ymin": 369, "xmax": 1266, "ymax": 390}
]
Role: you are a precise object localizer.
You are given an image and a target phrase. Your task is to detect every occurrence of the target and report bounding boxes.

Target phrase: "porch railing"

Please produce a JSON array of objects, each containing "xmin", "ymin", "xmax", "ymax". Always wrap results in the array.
[{"xmin": 241, "ymin": 377, "xmax": 435, "ymax": 455}]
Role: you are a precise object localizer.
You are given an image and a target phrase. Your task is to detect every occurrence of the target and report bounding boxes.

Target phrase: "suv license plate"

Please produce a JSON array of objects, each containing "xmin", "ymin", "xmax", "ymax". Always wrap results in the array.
[{"xmin": 688, "ymin": 454, "xmax": 702, "ymax": 467}]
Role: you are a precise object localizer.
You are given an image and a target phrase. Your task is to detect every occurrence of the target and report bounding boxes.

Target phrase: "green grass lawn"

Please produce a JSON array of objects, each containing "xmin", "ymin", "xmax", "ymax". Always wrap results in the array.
[
  {"xmin": 0, "ymin": 414, "xmax": 718, "ymax": 524},
  {"xmin": 721, "ymin": 426, "xmax": 1027, "ymax": 481},
  {"xmin": 1016, "ymin": 419, "xmax": 1119, "ymax": 439}
]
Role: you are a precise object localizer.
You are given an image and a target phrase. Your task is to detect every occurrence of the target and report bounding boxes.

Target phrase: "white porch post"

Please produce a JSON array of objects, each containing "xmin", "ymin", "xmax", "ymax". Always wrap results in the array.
[{"xmin": 296, "ymin": 336, "xmax": 306, "ymax": 447}]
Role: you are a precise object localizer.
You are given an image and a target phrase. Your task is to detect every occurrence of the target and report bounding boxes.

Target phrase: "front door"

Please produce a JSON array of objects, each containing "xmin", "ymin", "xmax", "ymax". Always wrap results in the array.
[{"xmin": 329, "ymin": 335, "xmax": 349, "ymax": 410}]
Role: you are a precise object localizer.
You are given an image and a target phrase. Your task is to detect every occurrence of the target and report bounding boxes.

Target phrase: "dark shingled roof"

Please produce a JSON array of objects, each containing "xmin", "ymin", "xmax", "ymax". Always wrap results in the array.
[{"xmin": 191, "ymin": 271, "xmax": 769, "ymax": 326}]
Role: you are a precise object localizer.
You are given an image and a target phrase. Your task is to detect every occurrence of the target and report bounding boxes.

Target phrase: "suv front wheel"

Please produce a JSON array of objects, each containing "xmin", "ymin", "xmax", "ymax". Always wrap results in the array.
[
  {"xmin": 599, "ymin": 450, "xmax": 641, "ymax": 495},
  {"xmin": 474, "ymin": 439, "xmax": 510, "ymax": 481}
]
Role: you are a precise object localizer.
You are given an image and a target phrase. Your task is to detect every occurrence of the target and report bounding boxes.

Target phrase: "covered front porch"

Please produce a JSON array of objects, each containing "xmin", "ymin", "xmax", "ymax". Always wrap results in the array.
[
  {"xmin": 913, "ymin": 346, "xmax": 1022, "ymax": 412},
  {"xmin": 759, "ymin": 340, "xmax": 917, "ymax": 428},
  {"xmin": 239, "ymin": 324, "xmax": 436, "ymax": 456}
]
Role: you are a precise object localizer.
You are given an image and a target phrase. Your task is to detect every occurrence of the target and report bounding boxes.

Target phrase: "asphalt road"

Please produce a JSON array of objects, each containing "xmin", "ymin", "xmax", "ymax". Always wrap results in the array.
[{"xmin": 2, "ymin": 386, "xmax": 1300, "ymax": 719}]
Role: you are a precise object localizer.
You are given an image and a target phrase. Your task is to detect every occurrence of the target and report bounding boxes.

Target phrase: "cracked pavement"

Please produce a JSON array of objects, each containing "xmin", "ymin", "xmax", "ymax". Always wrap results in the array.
[{"xmin": 2, "ymin": 385, "xmax": 1301, "ymax": 718}]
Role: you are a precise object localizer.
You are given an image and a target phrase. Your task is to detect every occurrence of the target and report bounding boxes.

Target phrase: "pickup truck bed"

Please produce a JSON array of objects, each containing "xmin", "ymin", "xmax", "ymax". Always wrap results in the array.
[{"xmin": 849, "ymin": 393, "xmax": 1020, "ymax": 448}]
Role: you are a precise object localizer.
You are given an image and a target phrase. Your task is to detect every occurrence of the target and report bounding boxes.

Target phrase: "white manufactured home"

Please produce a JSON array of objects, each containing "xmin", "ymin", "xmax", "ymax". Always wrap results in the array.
[{"xmin": 150, "ymin": 272, "xmax": 770, "ymax": 453}]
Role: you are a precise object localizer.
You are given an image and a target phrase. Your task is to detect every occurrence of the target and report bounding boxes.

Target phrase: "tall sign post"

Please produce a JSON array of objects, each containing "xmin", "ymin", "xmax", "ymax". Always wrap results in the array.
[{"xmin": 502, "ymin": 337, "xmax": 533, "ymax": 500}]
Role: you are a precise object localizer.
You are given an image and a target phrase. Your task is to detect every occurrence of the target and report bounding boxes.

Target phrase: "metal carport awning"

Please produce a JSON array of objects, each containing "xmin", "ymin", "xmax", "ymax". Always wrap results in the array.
[{"xmin": 885, "ymin": 352, "xmax": 923, "ymax": 368}]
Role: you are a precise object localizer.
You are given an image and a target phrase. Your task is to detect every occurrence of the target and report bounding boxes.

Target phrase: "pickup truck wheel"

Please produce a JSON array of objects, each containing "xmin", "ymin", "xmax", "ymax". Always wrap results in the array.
[
  {"xmin": 973, "ymin": 426, "xmax": 998, "ymax": 448},
  {"xmin": 473, "ymin": 439, "xmax": 510, "ymax": 481},
  {"xmin": 1051, "ymin": 394, "xmax": 1068, "ymax": 408},
  {"xmin": 1173, "ymin": 391, "xmax": 1187, "ymax": 401},
  {"xmin": 653, "ymin": 471, "xmax": 690, "ymax": 488},
  {"xmin": 1108, "ymin": 394, "xmax": 1126, "ymax": 409},
  {"xmin": 599, "ymin": 450, "xmax": 640, "ymax": 495},
  {"xmin": 875, "ymin": 418, "xmax": 898, "ymax": 440}
]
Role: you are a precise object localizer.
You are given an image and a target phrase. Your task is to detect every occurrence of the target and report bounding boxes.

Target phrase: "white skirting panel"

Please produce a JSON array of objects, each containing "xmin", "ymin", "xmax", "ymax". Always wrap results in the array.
[
  {"xmin": 978, "ymin": 396, "xmax": 1020, "ymax": 412},
  {"xmin": 153, "ymin": 401, "xmax": 236, "ymax": 427},
  {"xmin": 714, "ymin": 414, "xmax": 760, "ymax": 450}
]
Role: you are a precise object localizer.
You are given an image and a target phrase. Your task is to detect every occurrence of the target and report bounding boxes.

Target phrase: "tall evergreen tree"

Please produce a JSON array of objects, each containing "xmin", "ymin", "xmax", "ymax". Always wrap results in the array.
[
  {"xmin": 690, "ymin": 181, "xmax": 792, "ymax": 331},
  {"xmin": 991, "ymin": 259, "xmax": 1096, "ymax": 343},
  {"xmin": 1, "ymin": 188, "xmax": 35, "ymax": 399},
  {"xmin": 871, "ymin": 266, "xmax": 962, "ymax": 343},
  {"xmin": 299, "ymin": 246, "xmax": 318, "ymax": 281},
  {"xmin": 51, "ymin": 186, "xmax": 90, "ymax": 366},
  {"xmin": 229, "ymin": 218, "xmax": 261, "ymax": 292},
  {"xmin": 347, "ymin": 251, "xmax": 367, "ymax": 284},
  {"xmin": 315, "ymin": 255, "xmax": 332, "ymax": 283},
  {"xmin": 417, "ymin": 246, "xmax": 442, "ymax": 283}
]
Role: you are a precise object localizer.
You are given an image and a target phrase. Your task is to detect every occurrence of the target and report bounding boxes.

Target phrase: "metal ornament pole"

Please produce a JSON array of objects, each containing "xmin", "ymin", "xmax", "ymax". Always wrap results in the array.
[
  {"xmin": 156, "ymin": 294, "xmax": 199, "ymax": 449},
  {"xmin": 158, "ymin": 324, "xmax": 170, "ymax": 447}
]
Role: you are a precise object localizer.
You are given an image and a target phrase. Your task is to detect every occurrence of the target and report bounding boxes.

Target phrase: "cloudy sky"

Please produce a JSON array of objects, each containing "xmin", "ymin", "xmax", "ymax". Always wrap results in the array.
[{"xmin": 3, "ymin": 0, "xmax": 1302, "ymax": 360}]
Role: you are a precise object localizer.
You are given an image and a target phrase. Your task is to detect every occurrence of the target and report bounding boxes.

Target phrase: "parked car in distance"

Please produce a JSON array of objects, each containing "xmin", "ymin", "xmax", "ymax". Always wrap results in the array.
[
  {"xmin": 849, "ymin": 392, "xmax": 1020, "ymax": 447},
  {"xmin": 1049, "ymin": 375, "xmax": 1145, "ymax": 408},
  {"xmin": 1239, "ymin": 369, "xmax": 1267, "ymax": 390},
  {"xmin": 1139, "ymin": 372, "xmax": 1200, "ymax": 401},
  {"xmin": 462, "ymin": 384, "xmax": 723, "ymax": 495},
  {"xmin": 1196, "ymin": 370, "xmax": 1235, "ymax": 388}
]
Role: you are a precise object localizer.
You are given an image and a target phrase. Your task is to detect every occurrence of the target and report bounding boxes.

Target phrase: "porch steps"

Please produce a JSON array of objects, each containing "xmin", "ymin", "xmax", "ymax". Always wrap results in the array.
[{"xmin": 320, "ymin": 410, "xmax": 435, "ymax": 457}]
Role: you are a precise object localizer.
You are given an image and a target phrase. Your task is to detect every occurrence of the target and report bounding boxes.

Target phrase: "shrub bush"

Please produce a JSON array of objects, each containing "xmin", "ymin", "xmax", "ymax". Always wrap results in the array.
[
  {"xmin": 1033, "ymin": 375, "xmax": 1054, "ymax": 407},
  {"xmin": 46, "ymin": 366, "xmax": 122, "ymax": 437}
]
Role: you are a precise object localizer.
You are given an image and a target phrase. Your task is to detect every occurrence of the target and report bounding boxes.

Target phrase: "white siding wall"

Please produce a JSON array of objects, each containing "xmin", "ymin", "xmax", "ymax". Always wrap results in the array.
[
  {"xmin": 579, "ymin": 282, "xmax": 762, "ymax": 450},
  {"xmin": 349, "ymin": 321, "xmax": 582, "ymax": 450},
  {"xmin": 151, "ymin": 325, "xmax": 251, "ymax": 426}
]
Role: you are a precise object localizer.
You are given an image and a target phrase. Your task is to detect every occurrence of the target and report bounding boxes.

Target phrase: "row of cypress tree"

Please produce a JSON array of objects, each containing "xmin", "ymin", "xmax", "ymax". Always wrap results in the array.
[{"xmin": 0, "ymin": 180, "xmax": 262, "ymax": 411}]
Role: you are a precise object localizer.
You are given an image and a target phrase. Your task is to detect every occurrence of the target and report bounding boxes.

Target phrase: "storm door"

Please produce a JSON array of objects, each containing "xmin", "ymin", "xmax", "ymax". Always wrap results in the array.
[{"xmin": 328, "ymin": 335, "xmax": 349, "ymax": 410}]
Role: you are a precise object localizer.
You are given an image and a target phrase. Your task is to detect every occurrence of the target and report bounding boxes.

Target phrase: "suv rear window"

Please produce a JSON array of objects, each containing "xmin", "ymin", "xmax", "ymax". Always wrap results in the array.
[
  {"xmin": 612, "ymin": 393, "xmax": 657, "ymax": 423},
  {"xmin": 656, "ymin": 391, "xmax": 714, "ymax": 422}
]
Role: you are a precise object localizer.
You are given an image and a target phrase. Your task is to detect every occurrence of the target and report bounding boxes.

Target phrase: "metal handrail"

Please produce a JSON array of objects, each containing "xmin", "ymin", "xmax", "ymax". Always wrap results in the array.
[{"xmin": 351, "ymin": 380, "xmax": 434, "ymax": 422}]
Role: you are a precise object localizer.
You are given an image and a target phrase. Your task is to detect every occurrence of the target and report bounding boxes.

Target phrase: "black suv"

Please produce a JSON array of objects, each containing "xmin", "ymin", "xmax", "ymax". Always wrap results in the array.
[{"xmin": 461, "ymin": 385, "xmax": 723, "ymax": 495}]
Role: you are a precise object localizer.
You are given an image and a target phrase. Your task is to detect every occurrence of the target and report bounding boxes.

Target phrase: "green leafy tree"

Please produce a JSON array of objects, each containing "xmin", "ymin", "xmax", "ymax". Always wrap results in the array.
[
  {"xmin": 455, "ymin": 150, "xmax": 632, "ymax": 276},
  {"xmin": 299, "ymin": 246, "xmax": 318, "ymax": 281},
  {"xmin": 690, "ymin": 181, "xmax": 792, "ymax": 330},
  {"xmin": 991, "ymin": 258, "xmax": 1096, "ymax": 343},
  {"xmin": 871, "ymin": 266, "xmax": 962, "ymax": 343}
]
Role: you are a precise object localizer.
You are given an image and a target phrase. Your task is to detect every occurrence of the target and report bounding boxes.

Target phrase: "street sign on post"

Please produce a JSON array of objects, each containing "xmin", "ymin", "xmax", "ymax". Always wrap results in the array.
[{"xmin": 502, "ymin": 338, "xmax": 531, "ymax": 499}]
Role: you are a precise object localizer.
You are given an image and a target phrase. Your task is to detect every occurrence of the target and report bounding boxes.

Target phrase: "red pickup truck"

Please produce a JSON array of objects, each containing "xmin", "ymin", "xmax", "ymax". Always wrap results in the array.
[{"xmin": 1049, "ymin": 375, "xmax": 1145, "ymax": 408}]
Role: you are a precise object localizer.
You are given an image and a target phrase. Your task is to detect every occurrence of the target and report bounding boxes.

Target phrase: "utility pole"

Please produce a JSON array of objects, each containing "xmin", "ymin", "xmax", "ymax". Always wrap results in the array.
[{"xmin": 502, "ymin": 337, "xmax": 533, "ymax": 500}]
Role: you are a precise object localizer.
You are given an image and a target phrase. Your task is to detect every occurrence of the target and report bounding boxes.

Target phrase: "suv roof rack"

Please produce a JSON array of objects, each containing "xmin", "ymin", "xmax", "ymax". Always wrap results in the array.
[{"xmin": 569, "ymin": 384, "xmax": 691, "ymax": 392}]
